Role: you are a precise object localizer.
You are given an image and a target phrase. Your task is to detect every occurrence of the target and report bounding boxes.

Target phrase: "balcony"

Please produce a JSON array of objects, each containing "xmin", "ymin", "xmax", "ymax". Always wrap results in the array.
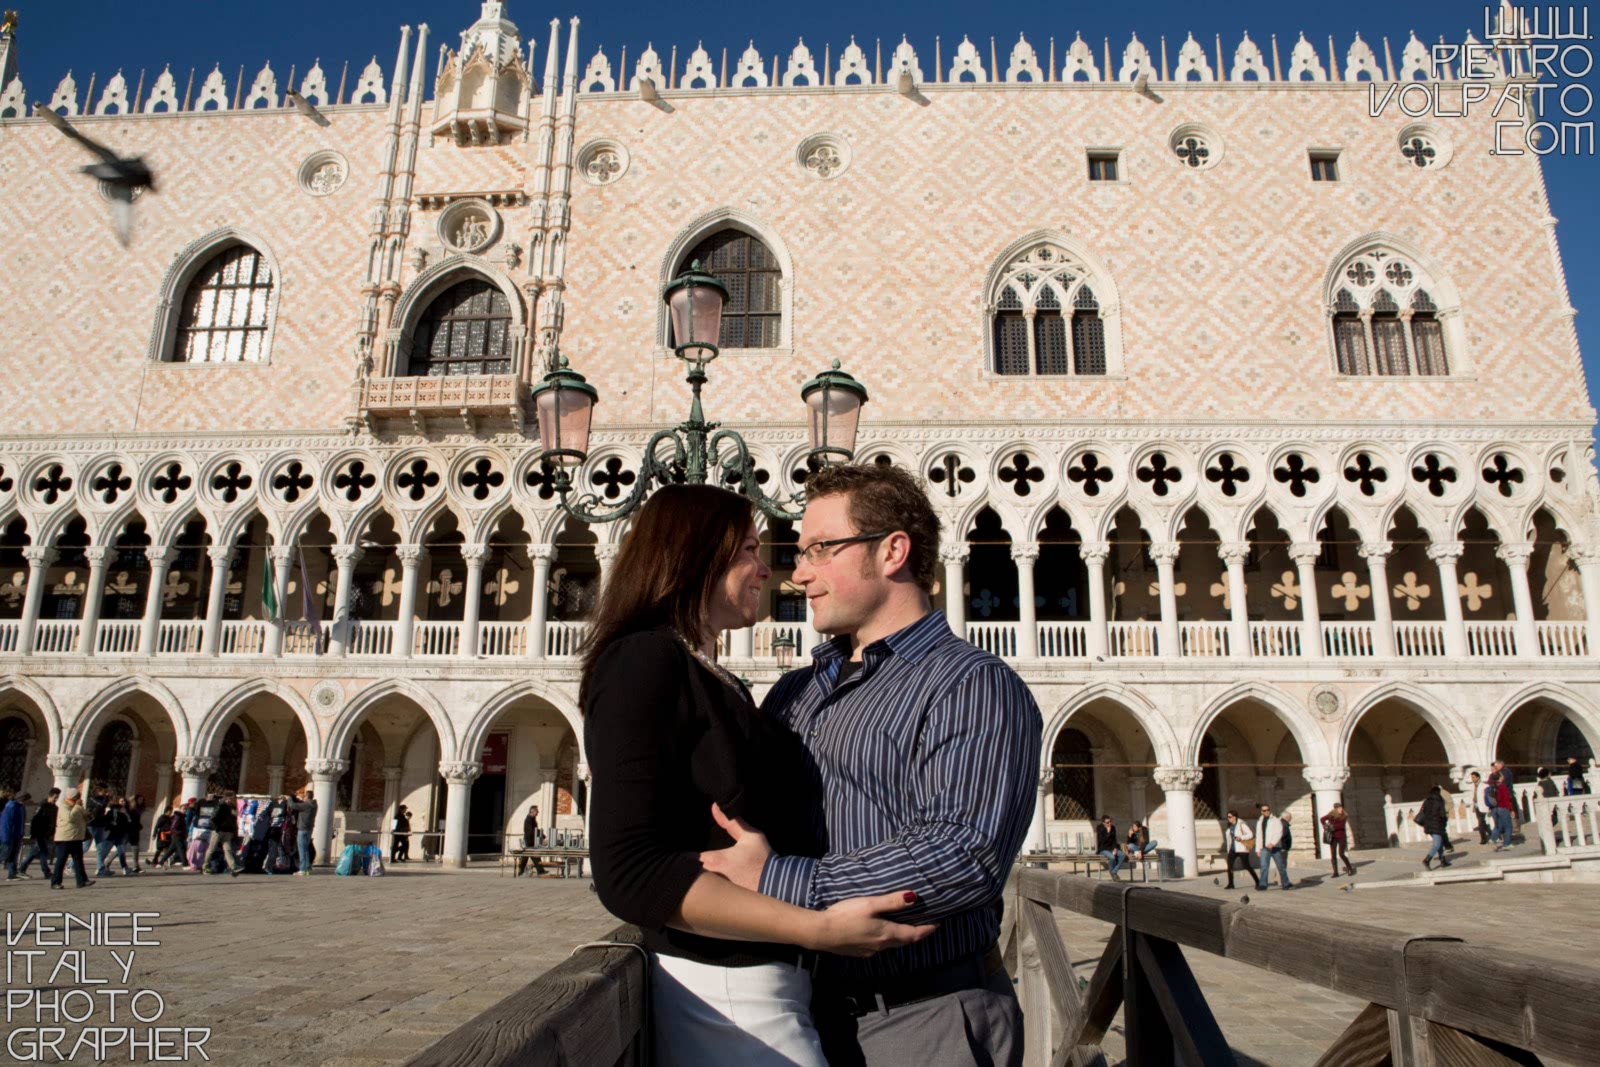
[{"xmin": 361, "ymin": 374, "xmax": 532, "ymax": 433}]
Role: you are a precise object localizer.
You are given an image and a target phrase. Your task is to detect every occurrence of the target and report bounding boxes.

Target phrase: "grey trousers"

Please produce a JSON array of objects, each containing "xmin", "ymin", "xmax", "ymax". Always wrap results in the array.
[{"xmin": 816, "ymin": 969, "xmax": 1022, "ymax": 1067}]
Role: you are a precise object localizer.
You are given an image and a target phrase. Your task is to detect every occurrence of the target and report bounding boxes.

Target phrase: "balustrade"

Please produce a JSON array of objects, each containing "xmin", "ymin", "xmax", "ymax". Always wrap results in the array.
[
  {"xmin": 479, "ymin": 621, "xmax": 529, "ymax": 657},
  {"xmin": 413, "ymin": 621, "xmax": 461, "ymax": 658},
  {"xmin": 1393, "ymin": 621, "xmax": 1447, "ymax": 657},
  {"xmin": 1535, "ymin": 794, "xmax": 1600, "ymax": 853},
  {"xmin": 1037, "ymin": 622, "xmax": 1088, "ymax": 658},
  {"xmin": 545, "ymin": 621, "xmax": 587, "ymax": 659},
  {"xmin": 347, "ymin": 620, "xmax": 397, "ymax": 657},
  {"xmin": 1107, "ymin": 621, "xmax": 1159, "ymax": 657},
  {"xmin": 1464, "ymin": 620, "xmax": 1518, "ymax": 657},
  {"xmin": 966, "ymin": 621, "xmax": 1019, "ymax": 658},
  {"xmin": 155, "ymin": 619, "xmax": 204, "ymax": 655},
  {"xmin": 1320, "ymin": 621, "xmax": 1375, "ymax": 657},
  {"xmin": 218, "ymin": 620, "xmax": 269, "ymax": 656},
  {"xmin": 1248, "ymin": 621, "xmax": 1301, "ymax": 658},
  {"xmin": 281, "ymin": 620, "xmax": 328, "ymax": 656},
  {"xmin": 1535, "ymin": 620, "xmax": 1588, "ymax": 657},
  {"xmin": 1178, "ymin": 620, "xmax": 1229, "ymax": 658},
  {"xmin": 32, "ymin": 619, "xmax": 81, "ymax": 654}
]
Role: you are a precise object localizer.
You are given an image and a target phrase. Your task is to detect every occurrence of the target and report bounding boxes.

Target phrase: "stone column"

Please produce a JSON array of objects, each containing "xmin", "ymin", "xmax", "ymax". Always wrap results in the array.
[
  {"xmin": 538, "ymin": 768, "xmax": 558, "ymax": 838},
  {"xmin": 235, "ymin": 739, "xmax": 252, "ymax": 795},
  {"xmin": 577, "ymin": 761, "xmax": 593, "ymax": 843},
  {"xmin": 527, "ymin": 543, "xmax": 556, "ymax": 660},
  {"xmin": 1025, "ymin": 767, "xmax": 1051, "ymax": 854},
  {"xmin": 1150, "ymin": 542, "xmax": 1181, "ymax": 658},
  {"xmin": 79, "ymin": 547, "xmax": 109, "ymax": 656},
  {"xmin": 1126, "ymin": 775, "xmax": 1151, "ymax": 823},
  {"xmin": 1359, "ymin": 541, "xmax": 1396, "ymax": 657},
  {"xmin": 266, "ymin": 763, "xmax": 286, "ymax": 798},
  {"xmin": 732, "ymin": 623, "xmax": 755, "ymax": 659},
  {"xmin": 199, "ymin": 545, "xmax": 233, "ymax": 656},
  {"xmin": 940, "ymin": 543, "xmax": 969, "ymax": 634},
  {"xmin": 308, "ymin": 758, "xmax": 347, "ymax": 866},
  {"xmin": 138, "ymin": 545, "xmax": 175, "ymax": 656},
  {"xmin": 1304, "ymin": 766, "xmax": 1352, "ymax": 860},
  {"xmin": 264, "ymin": 546, "xmax": 294, "ymax": 657},
  {"xmin": 1012, "ymin": 543, "xmax": 1040, "ymax": 660},
  {"xmin": 593, "ymin": 542, "xmax": 621, "ymax": 594},
  {"xmin": 1217, "ymin": 542, "xmax": 1250, "ymax": 658},
  {"xmin": 394, "ymin": 544, "xmax": 424, "ymax": 658},
  {"xmin": 1081, "ymin": 541, "xmax": 1110, "ymax": 659},
  {"xmin": 1289, "ymin": 542, "xmax": 1324, "ymax": 658},
  {"xmin": 1428, "ymin": 542, "xmax": 1468, "ymax": 658},
  {"xmin": 1497, "ymin": 542, "xmax": 1539, "ymax": 658},
  {"xmin": 460, "ymin": 545, "xmax": 491, "ymax": 658},
  {"xmin": 46, "ymin": 753, "xmax": 89, "ymax": 794},
  {"xmin": 327, "ymin": 544, "xmax": 363, "ymax": 657},
  {"xmin": 17, "ymin": 546, "xmax": 52, "ymax": 656},
  {"xmin": 1154, "ymin": 766, "xmax": 1205, "ymax": 879},
  {"xmin": 380, "ymin": 766, "xmax": 403, "ymax": 857},
  {"xmin": 174, "ymin": 756, "xmax": 217, "ymax": 804},
  {"xmin": 152, "ymin": 761, "xmax": 172, "ymax": 814},
  {"xmin": 439, "ymin": 761, "xmax": 482, "ymax": 867},
  {"xmin": 1568, "ymin": 544, "xmax": 1600, "ymax": 655},
  {"xmin": 124, "ymin": 738, "xmax": 143, "ymax": 797}
]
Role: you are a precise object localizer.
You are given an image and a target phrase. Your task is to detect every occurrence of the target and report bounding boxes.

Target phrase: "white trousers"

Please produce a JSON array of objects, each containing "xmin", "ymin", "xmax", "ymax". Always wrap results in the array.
[{"xmin": 651, "ymin": 952, "xmax": 827, "ymax": 1067}]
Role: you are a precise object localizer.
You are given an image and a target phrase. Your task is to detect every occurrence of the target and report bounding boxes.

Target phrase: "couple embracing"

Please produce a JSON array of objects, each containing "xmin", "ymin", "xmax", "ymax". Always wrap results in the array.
[{"xmin": 584, "ymin": 463, "xmax": 1041, "ymax": 1066}]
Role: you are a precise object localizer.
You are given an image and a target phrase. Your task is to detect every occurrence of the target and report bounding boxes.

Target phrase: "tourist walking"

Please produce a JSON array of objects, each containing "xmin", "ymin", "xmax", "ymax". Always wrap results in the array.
[
  {"xmin": 1487, "ymin": 771, "xmax": 1514, "ymax": 850},
  {"xmin": 0, "ymin": 789, "xmax": 26, "ymax": 879},
  {"xmin": 87, "ymin": 784, "xmax": 115, "ymax": 874},
  {"xmin": 1567, "ymin": 757, "xmax": 1590, "ymax": 795},
  {"xmin": 1418, "ymin": 786, "xmax": 1452, "ymax": 870},
  {"xmin": 19, "ymin": 788, "xmax": 58, "ymax": 881},
  {"xmin": 392, "ymin": 804, "xmax": 413, "ymax": 864},
  {"xmin": 1320, "ymin": 802, "xmax": 1357, "ymax": 878},
  {"xmin": 1095, "ymin": 815, "xmax": 1127, "ymax": 880},
  {"xmin": 1468, "ymin": 770, "xmax": 1491, "ymax": 844},
  {"xmin": 515, "ymin": 805, "xmax": 544, "ymax": 876},
  {"xmin": 96, "ymin": 797, "xmax": 135, "ymax": 877},
  {"xmin": 49, "ymin": 789, "xmax": 94, "ymax": 889},
  {"xmin": 1255, "ymin": 803, "xmax": 1292, "ymax": 890},
  {"xmin": 290, "ymin": 787, "xmax": 317, "ymax": 874},
  {"xmin": 201, "ymin": 790, "xmax": 243, "ymax": 876},
  {"xmin": 1222, "ymin": 810, "xmax": 1255, "ymax": 890}
]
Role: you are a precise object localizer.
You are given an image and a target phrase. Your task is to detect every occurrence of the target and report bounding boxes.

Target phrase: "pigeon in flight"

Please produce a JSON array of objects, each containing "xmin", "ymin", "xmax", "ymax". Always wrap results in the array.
[{"xmin": 33, "ymin": 103, "xmax": 155, "ymax": 246}]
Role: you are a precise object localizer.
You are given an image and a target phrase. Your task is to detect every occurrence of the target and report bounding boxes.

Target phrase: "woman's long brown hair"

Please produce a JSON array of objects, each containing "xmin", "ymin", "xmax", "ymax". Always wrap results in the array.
[{"xmin": 578, "ymin": 483, "xmax": 755, "ymax": 705}]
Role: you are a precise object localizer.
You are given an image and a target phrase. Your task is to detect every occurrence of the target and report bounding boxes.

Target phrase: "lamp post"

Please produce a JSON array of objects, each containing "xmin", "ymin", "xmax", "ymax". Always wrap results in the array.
[
  {"xmin": 532, "ymin": 260, "xmax": 868, "ymax": 523},
  {"xmin": 772, "ymin": 633, "xmax": 796, "ymax": 672}
]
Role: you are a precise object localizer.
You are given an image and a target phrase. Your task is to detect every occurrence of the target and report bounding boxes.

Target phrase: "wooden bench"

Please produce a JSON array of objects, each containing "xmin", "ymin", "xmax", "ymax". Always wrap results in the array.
[{"xmin": 501, "ymin": 848, "xmax": 589, "ymax": 878}]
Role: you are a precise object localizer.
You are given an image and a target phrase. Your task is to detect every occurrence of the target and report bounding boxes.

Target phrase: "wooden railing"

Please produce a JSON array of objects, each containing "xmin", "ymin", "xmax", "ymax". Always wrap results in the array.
[
  {"xmin": 1006, "ymin": 868, "xmax": 1595, "ymax": 1067},
  {"xmin": 404, "ymin": 923, "xmax": 647, "ymax": 1067}
]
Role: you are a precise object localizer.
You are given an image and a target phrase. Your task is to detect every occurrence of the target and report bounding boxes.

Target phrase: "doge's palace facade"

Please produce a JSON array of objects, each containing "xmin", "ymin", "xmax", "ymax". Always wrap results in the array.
[{"xmin": 0, "ymin": 3, "xmax": 1596, "ymax": 876}]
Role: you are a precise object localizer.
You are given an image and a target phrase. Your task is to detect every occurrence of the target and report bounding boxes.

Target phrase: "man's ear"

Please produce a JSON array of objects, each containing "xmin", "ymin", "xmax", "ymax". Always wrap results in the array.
[{"xmin": 879, "ymin": 530, "xmax": 913, "ymax": 579}]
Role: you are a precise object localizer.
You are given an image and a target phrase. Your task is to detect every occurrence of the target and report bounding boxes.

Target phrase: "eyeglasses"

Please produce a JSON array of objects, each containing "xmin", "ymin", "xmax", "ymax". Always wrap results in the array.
[{"xmin": 795, "ymin": 531, "xmax": 893, "ymax": 567}]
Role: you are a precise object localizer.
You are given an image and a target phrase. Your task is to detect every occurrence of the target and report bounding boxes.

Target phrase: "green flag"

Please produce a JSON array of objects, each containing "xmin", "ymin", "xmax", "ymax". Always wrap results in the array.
[{"xmin": 261, "ymin": 553, "xmax": 278, "ymax": 620}]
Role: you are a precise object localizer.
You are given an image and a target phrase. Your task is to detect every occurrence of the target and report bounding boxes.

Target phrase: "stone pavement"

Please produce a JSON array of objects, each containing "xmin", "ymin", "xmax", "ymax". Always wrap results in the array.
[{"xmin": 2, "ymin": 849, "xmax": 1590, "ymax": 1066}]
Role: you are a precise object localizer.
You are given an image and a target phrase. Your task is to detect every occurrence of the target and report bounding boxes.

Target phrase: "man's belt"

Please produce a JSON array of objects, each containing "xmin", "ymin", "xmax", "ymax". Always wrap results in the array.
[{"xmin": 822, "ymin": 946, "xmax": 1006, "ymax": 1017}]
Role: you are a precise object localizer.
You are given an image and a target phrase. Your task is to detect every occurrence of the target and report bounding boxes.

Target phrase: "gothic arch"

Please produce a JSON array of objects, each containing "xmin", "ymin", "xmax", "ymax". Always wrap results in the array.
[
  {"xmin": 1190, "ymin": 682, "xmax": 1333, "ymax": 766},
  {"xmin": 387, "ymin": 256, "xmax": 529, "ymax": 377},
  {"xmin": 656, "ymin": 207, "xmax": 796, "ymax": 351},
  {"xmin": 0, "ymin": 676, "xmax": 64, "ymax": 753},
  {"xmin": 459, "ymin": 679, "xmax": 586, "ymax": 771},
  {"xmin": 69, "ymin": 675, "xmax": 191, "ymax": 755},
  {"xmin": 147, "ymin": 227, "xmax": 283, "ymax": 364},
  {"xmin": 1042, "ymin": 683, "xmax": 1181, "ymax": 769},
  {"xmin": 1486, "ymin": 682, "xmax": 1600, "ymax": 764},
  {"xmin": 1322, "ymin": 232, "xmax": 1466, "ymax": 377},
  {"xmin": 192, "ymin": 678, "xmax": 322, "ymax": 761},
  {"xmin": 980, "ymin": 230, "xmax": 1125, "ymax": 376},
  {"xmin": 1340, "ymin": 680, "xmax": 1477, "ymax": 769},
  {"xmin": 325, "ymin": 678, "xmax": 458, "ymax": 765}
]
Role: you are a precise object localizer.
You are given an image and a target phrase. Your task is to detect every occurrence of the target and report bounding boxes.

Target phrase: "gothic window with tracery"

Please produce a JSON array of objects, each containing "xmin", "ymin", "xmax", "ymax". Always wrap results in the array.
[
  {"xmin": 408, "ymin": 278, "xmax": 514, "ymax": 377},
  {"xmin": 174, "ymin": 245, "xmax": 275, "ymax": 363},
  {"xmin": 674, "ymin": 230, "xmax": 782, "ymax": 349},
  {"xmin": 1328, "ymin": 245, "xmax": 1452, "ymax": 377},
  {"xmin": 989, "ymin": 243, "xmax": 1109, "ymax": 377},
  {"xmin": 0, "ymin": 715, "xmax": 28, "ymax": 793}
]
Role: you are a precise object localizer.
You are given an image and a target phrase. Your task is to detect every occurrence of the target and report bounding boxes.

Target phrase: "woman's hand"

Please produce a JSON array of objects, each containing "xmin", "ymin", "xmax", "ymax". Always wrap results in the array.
[{"xmin": 806, "ymin": 891, "xmax": 938, "ymax": 958}]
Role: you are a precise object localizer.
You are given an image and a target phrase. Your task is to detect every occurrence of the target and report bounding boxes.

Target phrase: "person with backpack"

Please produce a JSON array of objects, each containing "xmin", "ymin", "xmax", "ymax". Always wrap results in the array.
[
  {"xmin": 19, "ymin": 788, "xmax": 58, "ymax": 881},
  {"xmin": 96, "ymin": 797, "xmax": 136, "ymax": 877},
  {"xmin": 1567, "ymin": 757, "xmax": 1590, "ymax": 795},
  {"xmin": 1418, "ymin": 786, "xmax": 1451, "ymax": 870},
  {"xmin": 1486, "ymin": 771, "xmax": 1514, "ymax": 850}
]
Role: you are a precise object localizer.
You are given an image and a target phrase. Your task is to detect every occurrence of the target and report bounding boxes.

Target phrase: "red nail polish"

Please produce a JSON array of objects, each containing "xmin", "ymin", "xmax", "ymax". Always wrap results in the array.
[{"xmin": 903, "ymin": 891, "xmax": 918, "ymax": 904}]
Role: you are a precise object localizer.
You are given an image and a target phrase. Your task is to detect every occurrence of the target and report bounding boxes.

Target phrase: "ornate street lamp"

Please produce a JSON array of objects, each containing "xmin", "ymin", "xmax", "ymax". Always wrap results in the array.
[
  {"xmin": 532, "ymin": 260, "xmax": 868, "ymax": 523},
  {"xmin": 772, "ymin": 633, "xmax": 796, "ymax": 671}
]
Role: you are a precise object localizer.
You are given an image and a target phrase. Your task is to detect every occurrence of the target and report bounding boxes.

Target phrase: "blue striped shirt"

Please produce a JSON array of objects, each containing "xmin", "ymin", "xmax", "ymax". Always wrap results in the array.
[{"xmin": 759, "ymin": 609, "xmax": 1041, "ymax": 978}]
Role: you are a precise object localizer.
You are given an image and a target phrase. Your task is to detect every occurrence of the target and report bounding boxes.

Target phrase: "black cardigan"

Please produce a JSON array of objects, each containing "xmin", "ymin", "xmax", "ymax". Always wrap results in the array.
[{"xmin": 584, "ymin": 626, "xmax": 822, "ymax": 966}]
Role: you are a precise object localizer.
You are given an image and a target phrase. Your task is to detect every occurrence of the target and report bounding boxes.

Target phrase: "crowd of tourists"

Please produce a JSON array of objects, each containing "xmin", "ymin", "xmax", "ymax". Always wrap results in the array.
[{"xmin": 0, "ymin": 781, "xmax": 321, "ymax": 888}]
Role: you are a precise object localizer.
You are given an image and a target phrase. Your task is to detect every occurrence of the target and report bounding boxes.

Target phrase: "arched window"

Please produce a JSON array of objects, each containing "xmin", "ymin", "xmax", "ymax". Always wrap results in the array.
[
  {"xmin": 674, "ymin": 230, "xmax": 781, "ymax": 349},
  {"xmin": 1328, "ymin": 244, "xmax": 1452, "ymax": 377},
  {"xmin": 0, "ymin": 715, "xmax": 29, "ymax": 793},
  {"xmin": 91, "ymin": 720, "xmax": 134, "ymax": 794},
  {"xmin": 408, "ymin": 278, "xmax": 514, "ymax": 376},
  {"xmin": 174, "ymin": 245, "xmax": 275, "ymax": 363},
  {"xmin": 1051, "ymin": 728, "xmax": 1096, "ymax": 820},
  {"xmin": 214, "ymin": 724, "xmax": 244, "ymax": 792},
  {"xmin": 988, "ymin": 242, "xmax": 1109, "ymax": 376}
]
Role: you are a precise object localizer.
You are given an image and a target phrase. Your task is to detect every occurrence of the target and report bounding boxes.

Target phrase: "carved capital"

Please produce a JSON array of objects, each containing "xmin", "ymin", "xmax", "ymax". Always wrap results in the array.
[
  {"xmin": 381, "ymin": 766, "xmax": 404, "ymax": 782},
  {"xmin": 1567, "ymin": 542, "xmax": 1600, "ymax": 566},
  {"xmin": 1038, "ymin": 767, "xmax": 1056, "ymax": 788},
  {"xmin": 1288, "ymin": 542, "xmax": 1322, "ymax": 566},
  {"xmin": 1079, "ymin": 541, "xmax": 1111, "ymax": 565},
  {"xmin": 331, "ymin": 544, "xmax": 364, "ymax": 566},
  {"xmin": 22, "ymin": 546, "xmax": 53, "ymax": 567},
  {"xmin": 144, "ymin": 545, "xmax": 175, "ymax": 567},
  {"xmin": 939, "ymin": 543, "xmax": 970, "ymax": 565},
  {"xmin": 307, "ymin": 758, "xmax": 350, "ymax": 780},
  {"xmin": 1153, "ymin": 765, "xmax": 1205, "ymax": 792},
  {"xmin": 1010, "ymin": 543, "xmax": 1041, "ymax": 565},
  {"xmin": 440, "ymin": 760, "xmax": 483, "ymax": 785},
  {"xmin": 1301, "ymin": 765, "xmax": 1352, "ymax": 791},
  {"xmin": 1148, "ymin": 542, "xmax": 1181, "ymax": 565},
  {"xmin": 396, "ymin": 543, "xmax": 427, "ymax": 566},
  {"xmin": 207, "ymin": 545, "xmax": 235, "ymax": 566},
  {"xmin": 461, "ymin": 545, "xmax": 493, "ymax": 567},
  {"xmin": 174, "ymin": 755, "xmax": 219, "ymax": 778},
  {"xmin": 81, "ymin": 546, "xmax": 109, "ymax": 566},
  {"xmin": 1357, "ymin": 541, "xmax": 1392, "ymax": 561},
  {"xmin": 266, "ymin": 763, "xmax": 285, "ymax": 775},
  {"xmin": 269, "ymin": 546, "xmax": 295, "ymax": 565},
  {"xmin": 1495, "ymin": 541, "xmax": 1535, "ymax": 566},
  {"xmin": 593, "ymin": 543, "xmax": 622, "ymax": 564},
  {"xmin": 46, "ymin": 753, "xmax": 89, "ymax": 776},
  {"xmin": 1426, "ymin": 541, "xmax": 1465, "ymax": 563},
  {"xmin": 529, "ymin": 542, "xmax": 558, "ymax": 565},
  {"xmin": 1216, "ymin": 541, "xmax": 1250, "ymax": 566}
]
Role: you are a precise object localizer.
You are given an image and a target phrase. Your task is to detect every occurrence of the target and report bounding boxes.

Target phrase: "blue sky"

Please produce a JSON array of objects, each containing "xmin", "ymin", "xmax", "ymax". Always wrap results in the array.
[{"xmin": 11, "ymin": 0, "xmax": 1599, "ymax": 432}]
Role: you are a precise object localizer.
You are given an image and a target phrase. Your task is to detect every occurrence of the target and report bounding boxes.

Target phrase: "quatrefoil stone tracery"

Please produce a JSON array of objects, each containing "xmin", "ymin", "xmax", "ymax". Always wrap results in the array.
[{"xmin": 1067, "ymin": 453, "xmax": 1113, "ymax": 496}]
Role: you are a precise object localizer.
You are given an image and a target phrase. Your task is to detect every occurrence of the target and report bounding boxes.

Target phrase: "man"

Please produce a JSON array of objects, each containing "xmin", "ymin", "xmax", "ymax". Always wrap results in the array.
[
  {"xmin": 262, "ymin": 795, "xmax": 291, "ymax": 873},
  {"xmin": 1468, "ymin": 770, "xmax": 1491, "ymax": 844},
  {"xmin": 392, "ymin": 804, "xmax": 412, "ymax": 863},
  {"xmin": 1486, "ymin": 771, "xmax": 1514, "ymax": 850},
  {"xmin": 19, "ymin": 788, "xmax": 58, "ymax": 881},
  {"xmin": 1492, "ymin": 760, "xmax": 1520, "ymax": 834},
  {"xmin": 290, "ymin": 786, "xmax": 317, "ymax": 875},
  {"xmin": 0, "ymin": 789, "xmax": 25, "ymax": 879},
  {"xmin": 86, "ymin": 783, "xmax": 113, "ymax": 874},
  {"xmin": 1255, "ymin": 803, "xmax": 1292, "ymax": 890},
  {"xmin": 1221, "ymin": 810, "xmax": 1255, "ymax": 890},
  {"xmin": 516, "ymin": 805, "xmax": 545, "ymax": 876},
  {"xmin": 49, "ymin": 788, "xmax": 94, "ymax": 890},
  {"xmin": 702, "ymin": 463, "xmax": 1041, "ymax": 1066},
  {"xmin": 202, "ymin": 790, "xmax": 243, "ymax": 876},
  {"xmin": 1095, "ymin": 815, "xmax": 1127, "ymax": 881}
]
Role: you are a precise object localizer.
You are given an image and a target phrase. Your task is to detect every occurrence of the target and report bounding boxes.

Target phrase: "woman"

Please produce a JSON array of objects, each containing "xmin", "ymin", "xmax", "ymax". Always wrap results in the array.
[
  {"xmin": 584, "ymin": 485, "xmax": 933, "ymax": 1067},
  {"xmin": 1567, "ymin": 757, "xmax": 1590, "ymax": 795},
  {"xmin": 1417, "ymin": 786, "xmax": 1451, "ymax": 871},
  {"xmin": 1319, "ymin": 801, "xmax": 1357, "ymax": 878},
  {"xmin": 98, "ymin": 798, "xmax": 134, "ymax": 877},
  {"xmin": 1220, "ymin": 810, "xmax": 1254, "ymax": 890}
]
